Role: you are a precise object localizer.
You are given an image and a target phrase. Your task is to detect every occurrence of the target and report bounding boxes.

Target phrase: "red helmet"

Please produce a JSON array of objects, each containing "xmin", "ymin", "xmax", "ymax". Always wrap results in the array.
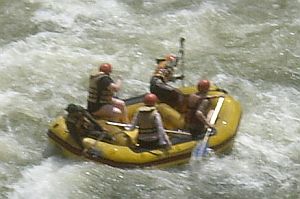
[
  {"xmin": 144, "ymin": 93, "xmax": 158, "ymax": 106},
  {"xmin": 99, "ymin": 63, "xmax": 112, "ymax": 74},
  {"xmin": 197, "ymin": 79, "xmax": 210, "ymax": 91}
]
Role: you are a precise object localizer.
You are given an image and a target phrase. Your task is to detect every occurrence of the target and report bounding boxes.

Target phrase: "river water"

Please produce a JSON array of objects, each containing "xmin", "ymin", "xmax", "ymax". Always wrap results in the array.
[{"xmin": 1, "ymin": 0, "xmax": 300, "ymax": 198}]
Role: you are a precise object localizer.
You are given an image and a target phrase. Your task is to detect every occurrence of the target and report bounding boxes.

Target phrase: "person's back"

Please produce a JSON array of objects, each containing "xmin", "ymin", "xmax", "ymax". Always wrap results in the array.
[
  {"xmin": 127, "ymin": 93, "xmax": 172, "ymax": 149},
  {"xmin": 136, "ymin": 106, "xmax": 161, "ymax": 149}
]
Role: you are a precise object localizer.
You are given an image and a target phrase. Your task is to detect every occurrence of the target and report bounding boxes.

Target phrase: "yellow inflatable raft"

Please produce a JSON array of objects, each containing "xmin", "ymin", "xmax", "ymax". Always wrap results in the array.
[{"xmin": 47, "ymin": 85, "xmax": 242, "ymax": 168}]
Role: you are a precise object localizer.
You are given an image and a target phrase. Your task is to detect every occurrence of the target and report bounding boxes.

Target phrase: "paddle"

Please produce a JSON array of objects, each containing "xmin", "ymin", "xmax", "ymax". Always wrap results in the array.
[
  {"xmin": 209, "ymin": 88, "xmax": 228, "ymax": 94},
  {"xmin": 106, "ymin": 121, "xmax": 191, "ymax": 136},
  {"xmin": 192, "ymin": 96, "xmax": 225, "ymax": 159},
  {"xmin": 124, "ymin": 93, "xmax": 145, "ymax": 105},
  {"xmin": 177, "ymin": 37, "xmax": 185, "ymax": 86}
]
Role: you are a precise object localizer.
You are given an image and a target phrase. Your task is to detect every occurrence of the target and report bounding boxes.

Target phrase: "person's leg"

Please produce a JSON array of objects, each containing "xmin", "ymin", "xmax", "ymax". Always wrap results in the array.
[
  {"xmin": 92, "ymin": 104, "xmax": 122, "ymax": 121},
  {"xmin": 112, "ymin": 98, "xmax": 129, "ymax": 123}
]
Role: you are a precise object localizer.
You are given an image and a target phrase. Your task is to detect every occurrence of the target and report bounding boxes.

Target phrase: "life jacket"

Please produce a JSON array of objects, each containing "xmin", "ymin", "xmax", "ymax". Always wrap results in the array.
[
  {"xmin": 136, "ymin": 106, "xmax": 159, "ymax": 142},
  {"xmin": 153, "ymin": 62, "xmax": 174, "ymax": 82},
  {"xmin": 87, "ymin": 72, "xmax": 114, "ymax": 104}
]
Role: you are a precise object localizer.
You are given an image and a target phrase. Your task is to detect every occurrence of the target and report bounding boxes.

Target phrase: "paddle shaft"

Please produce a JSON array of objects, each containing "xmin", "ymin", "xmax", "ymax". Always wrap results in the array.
[
  {"xmin": 209, "ymin": 88, "xmax": 228, "ymax": 94},
  {"xmin": 209, "ymin": 97, "xmax": 225, "ymax": 124},
  {"xmin": 106, "ymin": 121, "xmax": 190, "ymax": 136},
  {"xmin": 178, "ymin": 37, "xmax": 185, "ymax": 86}
]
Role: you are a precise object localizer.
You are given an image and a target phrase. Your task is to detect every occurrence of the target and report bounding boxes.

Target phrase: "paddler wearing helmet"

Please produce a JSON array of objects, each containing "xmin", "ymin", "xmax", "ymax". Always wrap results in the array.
[
  {"xmin": 185, "ymin": 79, "xmax": 222, "ymax": 139},
  {"xmin": 126, "ymin": 93, "xmax": 172, "ymax": 149},
  {"xmin": 87, "ymin": 63, "xmax": 128, "ymax": 123},
  {"xmin": 150, "ymin": 54, "xmax": 185, "ymax": 109}
]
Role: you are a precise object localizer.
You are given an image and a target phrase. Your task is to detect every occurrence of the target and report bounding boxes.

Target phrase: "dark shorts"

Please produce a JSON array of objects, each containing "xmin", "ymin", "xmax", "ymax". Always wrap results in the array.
[
  {"xmin": 150, "ymin": 86, "xmax": 181, "ymax": 106},
  {"xmin": 188, "ymin": 124, "xmax": 206, "ymax": 140}
]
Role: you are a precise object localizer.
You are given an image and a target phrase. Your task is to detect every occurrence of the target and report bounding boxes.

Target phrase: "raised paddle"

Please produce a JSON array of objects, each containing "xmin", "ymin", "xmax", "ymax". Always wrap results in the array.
[
  {"xmin": 178, "ymin": 37, "xmax": 185, "ymax": 86},
  {"xmin": 192, "ymin": 96, "xmax": 225, "ymax": 159}
]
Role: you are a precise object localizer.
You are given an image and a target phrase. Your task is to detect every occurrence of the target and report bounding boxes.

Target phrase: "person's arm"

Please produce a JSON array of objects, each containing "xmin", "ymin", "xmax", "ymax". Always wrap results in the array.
[
  {"xmin": 125, "ymin": 112, "xmax": 139, "ymax": 131},
  {"xmin": 173, "ymin": 74, "xmax": 185, "ymax": 80},
  {"xmin": 195, "ymin": 99, "xmax": 214, "ymax": 128},
  {"xmin": 195, "ymin": 110, "xmax": 213, "ymax": 128},
  {"xmin": 168, "ymin": 74, "xmax": 184, "ymax": 82},
  {"xmin": 108, "ymin": 78, "xmax": 122, "ymax": 92},
  {"xmin": 98, "ymin": 76, "xmax": 115, "ymax": 92},
  {"xmin": 154, "ymin": 112, "xmax": 171, "ymax": 147}
]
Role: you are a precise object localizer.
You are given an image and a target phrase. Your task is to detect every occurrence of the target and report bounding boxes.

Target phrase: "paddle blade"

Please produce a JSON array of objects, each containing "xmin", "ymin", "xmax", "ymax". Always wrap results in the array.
[
  {"xmin": 192, "ymin": 129, "xmax": 211, "ymax": 158},
  {"xmin": 192, "ymin": 140, "xmax": 209, "ymax": 158}
]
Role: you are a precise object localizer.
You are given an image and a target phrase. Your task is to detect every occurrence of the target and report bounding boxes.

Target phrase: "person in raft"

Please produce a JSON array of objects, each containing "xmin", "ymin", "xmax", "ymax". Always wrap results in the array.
[
  {"xmin": 150, "ymin": 54, "xmax": 185, "ymax": 109},
  {"xmin": 87, "ymin": 63, "xmax": 128, "ymax": 123},
  {"xmin": 126, "ymin": 93, "xmax": 172, "ymax": 149},
  {"xmin": 185, "ymin": 79, "xmax": 222, "ymax": 139}
]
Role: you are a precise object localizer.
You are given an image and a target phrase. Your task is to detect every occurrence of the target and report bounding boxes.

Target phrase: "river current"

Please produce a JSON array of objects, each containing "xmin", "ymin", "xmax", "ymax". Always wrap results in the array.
[{"xmin": 0, "ymin": 0, "xmax": 300, "ymax": 198}]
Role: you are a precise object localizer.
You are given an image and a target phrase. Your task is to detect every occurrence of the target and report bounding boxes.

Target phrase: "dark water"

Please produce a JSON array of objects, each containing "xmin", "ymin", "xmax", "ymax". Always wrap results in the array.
[{"xmin": 0, "ymin": 0, "xmax": 299, "ymax": 198}]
